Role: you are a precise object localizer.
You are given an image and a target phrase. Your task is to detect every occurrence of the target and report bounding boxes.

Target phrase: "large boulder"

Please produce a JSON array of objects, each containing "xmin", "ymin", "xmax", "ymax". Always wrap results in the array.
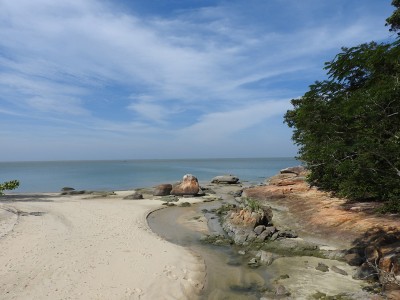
[
  {"xmin": 211, "ymin": 175, "xmax": 239, "ymax": 184},
  {"xmin": 222, "ymin": 206, "xmax": 272, "ymax": 245},
  {"xmin": 170, "ymin": 174, "xmax": 200, "ymax": 196},
  {"xmin": 153, "ymin": 184, "xmax": 172, "ymax": 196}
]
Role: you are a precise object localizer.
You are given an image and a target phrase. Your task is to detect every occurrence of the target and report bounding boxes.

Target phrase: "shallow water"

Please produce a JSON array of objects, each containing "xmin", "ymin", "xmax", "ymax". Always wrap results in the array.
[
  {"xmin": 0, "ymin": 157, "xmax": 299, "ymax": 192},
  {"xmin": 148, "ymin": 201, "xmax": 274, "ymax": 299},
  {"xmin": 147, "ymin": 186, "xmax": 373, "ymax": 300}
]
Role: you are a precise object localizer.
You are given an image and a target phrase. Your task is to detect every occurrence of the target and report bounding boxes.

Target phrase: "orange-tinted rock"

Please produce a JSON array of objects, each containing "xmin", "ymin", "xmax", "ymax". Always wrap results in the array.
[{"xmin": 170, "ymin": 174, "xmax": 200, "ymax": 196}]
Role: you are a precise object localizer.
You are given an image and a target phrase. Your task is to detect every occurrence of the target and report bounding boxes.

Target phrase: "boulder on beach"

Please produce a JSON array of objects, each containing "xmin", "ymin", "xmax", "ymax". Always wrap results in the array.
[
  {"xmin": 170, "ymin": 174, "xmax": 200, "ymax": 196},
  {"xmin": 153, "ymin": 184, "xmax": 172, "ymax": 196},
  {"xmin": 123, "ymin": 191, "xmax": 143, "ymax": 200},
  {"xmin": 211, "ymin": 175, "xmax": 239, "ymax": 184}
]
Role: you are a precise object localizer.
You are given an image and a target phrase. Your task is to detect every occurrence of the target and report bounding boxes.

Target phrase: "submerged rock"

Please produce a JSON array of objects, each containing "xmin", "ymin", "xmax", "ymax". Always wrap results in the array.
[
  {"xmin": 331, "ymin": 266, "xmax": 348, "ymax": 276},
  {"xmin": 247, "ymin": 257, "xmax": 260, "ymax": 268},
  {"xmin": 256, "ymin": 250, "xmax": 277, "ymax": 265},
  {"xmin": 315, "ymin": 262, "xmax": 329, "ymax": 272}
]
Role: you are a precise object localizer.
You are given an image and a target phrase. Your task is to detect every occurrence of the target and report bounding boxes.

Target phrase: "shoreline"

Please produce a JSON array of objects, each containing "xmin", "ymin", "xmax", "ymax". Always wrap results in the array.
[
  {"xmin": 2, "ymin": 170, "xmax": 399, "ymax": 299},
  {"xmin": 0, "ymin": 190, "xmax": 206, "ymax": 299}
]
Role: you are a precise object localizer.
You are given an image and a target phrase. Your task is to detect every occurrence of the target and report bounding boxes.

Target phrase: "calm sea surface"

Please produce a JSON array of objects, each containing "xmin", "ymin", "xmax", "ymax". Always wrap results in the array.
[{"xmin": 0, "ymin": 158, "xmax": 299, "ymax": 193}]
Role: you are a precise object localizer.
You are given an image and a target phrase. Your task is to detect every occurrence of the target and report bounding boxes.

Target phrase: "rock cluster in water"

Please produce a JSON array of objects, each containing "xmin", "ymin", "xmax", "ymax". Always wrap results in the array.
[{"xmin": 221, "ymin": 200, "xmax": 298, "ymax": 246}]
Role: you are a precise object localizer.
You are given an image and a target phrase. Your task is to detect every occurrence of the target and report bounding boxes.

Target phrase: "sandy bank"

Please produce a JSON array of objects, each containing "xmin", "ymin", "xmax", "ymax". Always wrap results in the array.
[{"xmin": 0, "ymin": 191, "xmax": 205, "ymax": 300}]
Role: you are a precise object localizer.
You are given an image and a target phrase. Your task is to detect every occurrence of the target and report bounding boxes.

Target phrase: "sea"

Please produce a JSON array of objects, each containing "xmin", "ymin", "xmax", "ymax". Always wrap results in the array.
[{"xmin": 0, "ymin": 157, "xmax": 300, "ymax": 193}]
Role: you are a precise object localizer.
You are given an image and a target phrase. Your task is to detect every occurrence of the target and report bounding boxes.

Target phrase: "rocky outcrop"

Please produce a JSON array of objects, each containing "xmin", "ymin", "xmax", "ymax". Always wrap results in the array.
[
  {"xmin": 171, "ymin": 174, "xmax": 200, "ymax": 196},
  {"xmin": 153, "ymin": 184, "xmax": 172, "ymax": 196},
  {"xmin": 220, "ymin": 200, "xmax": 299, "ymax": 246},
  {"xmin": 222, "ymin": 205, "xmax": 271, "ymax": 245},
  {"xmin": 211, "ymin": 175, "xmax": 239, "ymax": 184},
  {"xmin": 245, "ymin": 166, "xmax": 400, "ymax": 297}
]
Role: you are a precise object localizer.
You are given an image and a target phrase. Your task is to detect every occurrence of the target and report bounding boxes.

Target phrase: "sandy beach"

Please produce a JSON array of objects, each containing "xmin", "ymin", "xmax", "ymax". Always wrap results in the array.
[{"xmin": 0, "ymin": 191, "xmax": 205, "ymax": 300}]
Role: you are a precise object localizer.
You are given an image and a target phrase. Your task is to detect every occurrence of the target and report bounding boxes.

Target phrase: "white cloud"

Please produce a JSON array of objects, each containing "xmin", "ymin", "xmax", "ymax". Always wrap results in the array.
[
  {"xmin": 25, "ymin": 96, "xmax": 88, "ymax": 115},
  {"xmin": 0, "ymin": 0, "xmax": 394, "ymax": 160},
  {"xmin": 128, "ymin": 102, "xmax": 167, "ymax": 123},
  {"xmin": 178, "ymin": 100, "xmax": 289, "ymax": 140}
]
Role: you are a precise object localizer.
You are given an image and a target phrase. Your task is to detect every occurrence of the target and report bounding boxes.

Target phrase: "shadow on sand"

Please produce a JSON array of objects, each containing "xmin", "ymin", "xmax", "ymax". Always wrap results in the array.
[{"xmin": 0, "ymin": 193, "xmax": 59, "ymax": 203}]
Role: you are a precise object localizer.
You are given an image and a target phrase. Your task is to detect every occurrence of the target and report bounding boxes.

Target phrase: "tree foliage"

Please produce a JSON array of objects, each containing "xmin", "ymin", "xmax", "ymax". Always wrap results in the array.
[
  {"xmin": 284, "ymin": 4, "xmax": 400, "ymax": 212},
  {"xmin": 0, "ymin": 180, "xmax": 20, "ymax": 195},
  {"xmin": 386, "ymin": 0, "xmax": 400, "ymax": 34}
]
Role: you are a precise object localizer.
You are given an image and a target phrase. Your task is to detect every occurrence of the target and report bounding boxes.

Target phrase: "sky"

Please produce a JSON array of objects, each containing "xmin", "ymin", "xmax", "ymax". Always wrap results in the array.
[{"xmin": 0, "ymin": 0, "xmax": 396, "ymax": 161}]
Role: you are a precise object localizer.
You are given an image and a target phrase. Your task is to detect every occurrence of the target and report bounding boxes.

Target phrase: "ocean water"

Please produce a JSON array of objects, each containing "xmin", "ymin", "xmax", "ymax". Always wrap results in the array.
[{"xmin": 0, "ymin": 157, "xmax": 299, "ymax": 193}]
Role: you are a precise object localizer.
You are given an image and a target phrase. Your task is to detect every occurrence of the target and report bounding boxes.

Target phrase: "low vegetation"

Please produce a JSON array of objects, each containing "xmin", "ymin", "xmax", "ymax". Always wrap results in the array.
[{"xmin": 0, "ymin": 180, "xmax": 20, "ymax": 195}]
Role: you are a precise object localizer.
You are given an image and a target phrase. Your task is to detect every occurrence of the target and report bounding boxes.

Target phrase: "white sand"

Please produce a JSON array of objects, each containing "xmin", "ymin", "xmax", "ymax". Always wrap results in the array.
[{"xmin": 0, "ymin": 191, "xmax": 205, "ymax": 299}]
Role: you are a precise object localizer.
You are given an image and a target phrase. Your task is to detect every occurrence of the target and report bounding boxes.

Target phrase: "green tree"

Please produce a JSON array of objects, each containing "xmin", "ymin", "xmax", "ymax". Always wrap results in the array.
[
  {"xmin": 386, "ymin": 0, "xmax": 400, "ymax": 34},
  {"xmin": 284, "ymin": 3, "xmax": 400, "ymax": 212},
  {"xmin": 0, "ymin": 180, "xmax": 20, "ymax": 195}
]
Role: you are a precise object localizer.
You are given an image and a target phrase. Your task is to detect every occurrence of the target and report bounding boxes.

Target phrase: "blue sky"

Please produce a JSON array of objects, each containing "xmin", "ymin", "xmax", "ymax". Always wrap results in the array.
[{"xmin": 0, "ymin": 0, "xmax": 395, "ymax": 161}]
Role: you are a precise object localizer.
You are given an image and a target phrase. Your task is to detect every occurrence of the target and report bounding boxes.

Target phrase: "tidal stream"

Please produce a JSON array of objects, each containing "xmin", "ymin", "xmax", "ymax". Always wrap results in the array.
[{"xmin": 147, "ymin": 192, "xmax": 274, "ymax": 299}]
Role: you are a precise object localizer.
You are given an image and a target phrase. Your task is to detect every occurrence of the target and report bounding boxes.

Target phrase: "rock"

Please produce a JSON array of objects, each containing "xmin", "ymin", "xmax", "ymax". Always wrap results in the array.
[
  {"xmin": 227, "ymin": 208, "xmax": 270, "ymax": 229},
  {"xmin": 61, "ymin": 190, "xmax": 86, "ymax": 195},
  {"xmin": 160, "ymin": 195, "xmax": 179, "ymax": 202},
  {"xmin": 264, "ymin": 226, "xmax": 277, "ymax": 236},
  {"xmin": 280, "ymin": 166, "xmax": 306, "ymax": 175},
  {"xmin": 270, "ymin": 232, "xmax": 280, "ymax": 241},
  {"xmin": 365, "ymin": 245, "xmax": 380, "ymax": 263},
  {"xmin": 246, "ymin": 231, "xmax": 257, "ymax": 242},
  {"xmin": 256, "ymin": 250, "xmax": 276, "ymax": 265},
  {"xmin": 232, "ymin": 190, "xmax": 243, "ymax": 197},
  {"xmin": 278, "ymin": 230, "xmax": 298, "ymax": 239},
  {"xmin": 123, "ymin": 191, "xmax": 143, "ymax": 200},
  {"xmin": 153, "ymin": 184, "xmax": 172, "ymax": 196},
  {"xmin": 378, "ymin": 242, "xmax": 400, "ymax": 278},
  {"xmin": 61, "ymin": 187, "xmax": 75, "ymax": 192},
  {"xmin": 256, "ymin": 226, "xmax": 276, "ymax": 241},
  {"xmin": 316, "ymin": 262, "xmax": 329, "ymax": 272},
  {"xmin": 353, "ymin": 262, "xmax": 377, "ymax": 280},
  {"xmin": 201, "ymin": 186, "xmax": 216, "ymax": 194},
  {"xmin": 275, "ymin": 285, "xmax": 290, "ymax": 296},
  {"xmin": 171, "ymin": 174, "xmax": 200, "ymax": 196},
  {"xmin": 179, "ymin": 202, "xmax": 191, "ymax": 207},
  {"xmin": 196, "ymin": 188, "xmax": 206, "ymax": 196},
  {"xmin": 344, "ymin": 252, "xmax": 364, "ymax": 266},
  {"xmin": 234, "ymin": 230, "xmax": 249, "ymax": 245},
  {"xmin": 211, "ymin": 175, "xmax": 239, "ymax": 184},
  {"xmin": 257, "ymin": 230, "xmax": 271, "ymax": 241},
  {"xmin": 254, "ymin": 225, "xmax": 266, "ymax": 235},
  {"xmin": 331, "ymin": 266, "xmax": 348, "ymax": 276},
  {"xmin": 247, "ymin": 257, "xmax": 260, "ymax": 268}
]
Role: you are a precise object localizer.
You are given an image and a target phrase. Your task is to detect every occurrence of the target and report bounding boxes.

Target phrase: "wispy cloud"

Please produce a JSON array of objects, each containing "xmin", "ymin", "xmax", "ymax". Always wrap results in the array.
[{"xmin": 0, "ymin": 0, "xmax": 394, "ymax": 160}]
